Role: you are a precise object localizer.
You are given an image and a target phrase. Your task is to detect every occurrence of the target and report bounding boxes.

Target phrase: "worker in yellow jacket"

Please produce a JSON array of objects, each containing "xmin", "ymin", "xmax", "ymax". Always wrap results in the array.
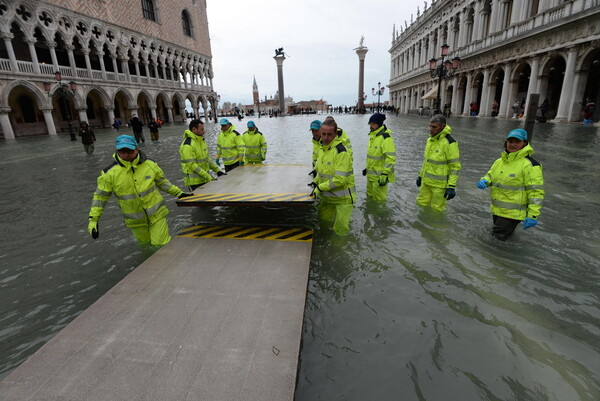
[
  {"xmin": 310, "ymin": 120, "xmax": 356, "ymax": 235},
  {"xmin": 179, "ymin": 119, "xmax": 224, "ymax": 190},
  {"xmin": 310, "ymin": 120, "xmax": 322, "ymax": 168},
  {"xmin": 324, "ymin": 116, "xmax": 353, "ymax": 160},
  {"xmin": 216, "ymin": 118, "xmax": 244, "ymax": 172},
  {"xmin": 362, "ymin": 113, "xmax": 396, "ymax": 201},
  {"xmin": 477, "ymin": 128, "xmax": 544, "ymax": 240},
  {"xmin": 87, "ymin": 135, "xmax": 192, "ymax": 246},
  {"xmin": 242, "ymin": 120, "xmax": 267, "ymax": 164},
  {"xmin": 416, "ymin": 114, "xmax": 461, "ymax": 211}
]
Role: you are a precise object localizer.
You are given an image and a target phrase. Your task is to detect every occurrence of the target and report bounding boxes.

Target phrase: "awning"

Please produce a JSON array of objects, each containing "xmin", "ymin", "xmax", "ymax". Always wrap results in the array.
[{"xmin": 422, "ymin": 85, "xmax": 438, "ymax": 100}]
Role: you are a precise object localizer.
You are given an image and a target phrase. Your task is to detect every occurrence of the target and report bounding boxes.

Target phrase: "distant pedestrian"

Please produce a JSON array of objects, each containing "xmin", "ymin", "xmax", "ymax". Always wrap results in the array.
[
  {"xmin": 491, "ymin": 99, "xmax": 499, "ymax": 117},
  {"xmin": 583, "ymin": 98, "xmax": 595, "ymax": 125},
  {"xmin": 112, "ymin": 118, "xmax": 122, "ymax": 131},
  {"xmin": 129, "ymin": 115, "xmax": 145, "ymax": 143},
  {"xmin": 147, "ymin": 118, "xmax": 160, "ymax": 141},
  {"xmin": 512, "ymin": 99, "xmax": 520, "ymax": 118},
  {"xmin": 470, "ymin": 101, "xmax": 478, "ymax": 116},
  {"xmin": 476, "ymin": 129, "xmax": 544, "ymax": 240},
  {"xmin": 78, "ymin": 121, "xmax": 96, "ymax": 154},
  {"xmin": 538, "ymin": 99, "xmax": 550, "ymax": 119}
]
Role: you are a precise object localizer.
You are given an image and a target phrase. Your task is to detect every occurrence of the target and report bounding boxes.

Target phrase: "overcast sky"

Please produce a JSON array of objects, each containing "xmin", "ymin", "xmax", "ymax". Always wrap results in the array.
[{"xmin": 206, "ymin": 1, "xmax": 418, "ymax": 107}]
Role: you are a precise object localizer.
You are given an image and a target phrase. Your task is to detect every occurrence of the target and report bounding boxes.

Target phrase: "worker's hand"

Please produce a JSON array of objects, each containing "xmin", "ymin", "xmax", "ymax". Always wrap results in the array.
[
  {"xmin": 201, "ymin": 170, "xmax": 212, "ymax": 181},
  {"xmin": 362, "ymin": 169, "xmax": 367, "ymax": 176},
  {"xmin": 378, "ymin": 174, "xmax": 388, "ymax": 186},
  {"xmin": 477, "ymin": 179, "xmax": 489, "ymax": 189},
  {"xmin": 522, "ymin": 217, "xmax": 538, "ymax": 229},
  {"xmin": 443, "ymin": 188, "xmax": 456, "ymax": 200},
  {"xmin": 217, "ymin": 171, "xmax": 226, "ymax": 177},
  {"xmin": 416, "ymin": 176, "xmax": 422, "ymax": 187},
  {"xmin": 88, "ymin": 220, "xmax": 99, "ymax": 239},
  {"xmin": 308, "ymin": 170, "xmax": 317, "ymax": 178},
  {"xmin": 178, "ymin": 192, "xmax": 194, "ymax": 199},
  {"xmin": 239, "ymin": 160, "xmax": 244, "ymax": 166},
  {"xmin": 308, "ymin": 182, "xmax": 320, "ymax": 197}
]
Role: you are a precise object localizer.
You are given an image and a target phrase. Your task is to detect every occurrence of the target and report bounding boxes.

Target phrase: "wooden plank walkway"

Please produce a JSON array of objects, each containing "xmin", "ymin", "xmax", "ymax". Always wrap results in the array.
[
  {"xmin": 0, "ymin": 232, "xmax": 312, "ymax": 400},
  {"xmin": 176, "ymin": 164, "xmax": 315, "ymax": 207}
]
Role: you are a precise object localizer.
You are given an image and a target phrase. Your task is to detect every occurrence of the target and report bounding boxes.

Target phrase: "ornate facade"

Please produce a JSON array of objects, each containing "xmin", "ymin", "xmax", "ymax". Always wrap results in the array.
[
  {"xmin": 389, "ymin": 0, "xmax": 600, "ymax": 122},
  {"xmin": 0, "ymin": 0, "xmax": 215, "ymax": 139}
]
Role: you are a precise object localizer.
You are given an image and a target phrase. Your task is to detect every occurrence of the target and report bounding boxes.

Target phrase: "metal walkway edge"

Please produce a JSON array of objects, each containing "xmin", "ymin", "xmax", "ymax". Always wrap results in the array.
[{"xmin": 0, "ymin": 232, "xmax": 312, "ymax": 400}]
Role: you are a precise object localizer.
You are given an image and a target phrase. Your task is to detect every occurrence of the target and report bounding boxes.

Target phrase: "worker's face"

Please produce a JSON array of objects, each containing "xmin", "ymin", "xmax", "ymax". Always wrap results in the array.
[
  {"xmin": 320, "ymin": 125, "xmax": 336, "ymax": 146},
  {"xmin": 429, "ymin": 122, "xmax": 445, "ymax": 136},
  {"xmin": 117, "ymin": 148, "xmax": 139, "ymax": 162},
  {"xmin": 311, "ymin": 128, "xmax": 321, "ymax": 140},
  {"xmin": 506, "ymin": 138, "xmax": 526, "ymax": 153},
  {"xmin": 369, "ymin": 122, "xmax": 380, "ymax": 131},
  {"xmin": 220, "ymin": 124, "xmax": 230, "ymax": 132},
  {"xmin": 192, "ymin": 124, "xmax": 205, "ymax": 136},
  {"xmin": 248, "ymin": 126, "xmax": 255, "ymax": 132}
]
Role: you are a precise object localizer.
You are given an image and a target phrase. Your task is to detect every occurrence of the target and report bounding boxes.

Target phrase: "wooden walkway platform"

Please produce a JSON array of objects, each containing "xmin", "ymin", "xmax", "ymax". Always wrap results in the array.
[
  {"xmin": 0, "ymin": 231, "xmax": 312, "ymax": 400},
  {"xmin": 176, "ymin": 164, "xmax": 315, "ymax": 207}
]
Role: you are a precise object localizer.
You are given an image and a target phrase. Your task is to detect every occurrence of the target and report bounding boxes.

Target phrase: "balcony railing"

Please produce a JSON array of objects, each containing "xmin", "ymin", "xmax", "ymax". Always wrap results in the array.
[{"xmin": 0, "ymin": 59, "xmax": 209, "ymax": 93}]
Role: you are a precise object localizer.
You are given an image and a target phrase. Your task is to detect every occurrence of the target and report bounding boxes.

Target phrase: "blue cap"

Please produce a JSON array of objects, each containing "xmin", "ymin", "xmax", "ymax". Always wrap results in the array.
[
  {"xmin": 310, "ymin": 120, "xmax": 322, "ymax": 130},
  {"xmin": 115, "ymin": 135, "xmax": 137, "ymax": 150},
  {"xmin": 507, "ymin": 129, "xmax": 528, "ymax": 141},
  {"xmin": 219, "ymin": 118, "xmax": 231, "ymax": 125},
  {"xmin": 247, "ymin": 121, "xmax": 256, "ymax": 128}
]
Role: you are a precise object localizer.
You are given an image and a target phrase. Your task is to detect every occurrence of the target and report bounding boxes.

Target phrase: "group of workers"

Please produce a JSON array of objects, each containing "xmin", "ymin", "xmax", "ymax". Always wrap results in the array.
[
  {"xmin": 86, "ymin": 112, "xmax": 544, "ymax": 246},
  {"xmin": 309, "ymin": 113, "xmax": 544, "ymax": 240},
  {"xmin": 87, "ymin": 117, "xmax": 267, "ymax": 246}
]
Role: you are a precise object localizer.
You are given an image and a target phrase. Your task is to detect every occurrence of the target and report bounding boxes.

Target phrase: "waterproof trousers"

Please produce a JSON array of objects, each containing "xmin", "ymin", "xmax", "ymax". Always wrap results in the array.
[
  {"xmin": 318, "ymin": 200, "xmax": 353, "ymax": 236},
  {"xmin": 224, "ymin": 163, "xmax": 239, "ymax": 173},
  {"xmin": 83, "ymin": 144, "xmax": 95, "ymax": 154},
  {"xmin": 416, "ymin": 184, "xmax": 447, "ymax": 212},
  {"xmin": 492, "ymin": 215, "xmax": 520, "ymax": 240},
  {"xmin": 366, "ymin": 176, "xmax": 389, "ymax": 201},
  {"xmin": 129, "ymin": 217, "xmax": 171, "ymax": 246}
]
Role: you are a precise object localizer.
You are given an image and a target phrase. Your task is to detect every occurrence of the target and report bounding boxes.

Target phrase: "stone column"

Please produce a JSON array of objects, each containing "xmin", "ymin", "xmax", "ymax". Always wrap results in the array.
[
  {"xmin": 499, "ymin": 63, "xmax": 514, "ymax": 118},
  {"xmin": 479, "ymin": 69, "xmax": 492, "ymax": 117},
  {"xmin": 77, "ymin": 107, "xmax": 88, "ymax": 124},
  {"xmin": 66, "ymin": 44, "xmax": 77, "ymax": 77},
  {"xmin": 1, "ymin": 33, "xmax": 18, "ymax": 71},
  {"xmin": 134, "ymin": 55, "xmax": 141, "ymax": 80},
  {"xmin": 462, "ymin": 72, "xmax": 473, "ymax": 116},
  {"xmin": 554, "ymin": 46, "xmax": 578, "ymax": 122},
  {"xmin": 111, "ymin": 54, "xmax": 119, "ymax": 76},
  {"xmin": 523, "ymin": 57, "xmax": 540, "ymax": 118},
  {"xmin": 355, "ymin": 45, "xmax": 368, "ymax": 112},
  {"xmin": 0, "ymin": 107, "xmax": 15, "ymax": 139},
  {"xmin": 451, "ymin": 76, "xmax": 460, "ymax": 116},
  {"xmin": 41, "ymin": 108, "xmax": 57, "ymax": 136},
  {"xmin": 26, "ymin": 38, "xmax": 41, "ymax": 74},
  {"xmin": 273, "ymin": 53, "xmax": 286, "ymax": 115},
  {"xmin": 489, "ymin": 0, "xmax": 500, "ymax": 34},
  {"xmin": 48, "ymin": 41, "xmax": 59, "ymax": 72},
  {"xmin": 150, "ymin": 107, "xmax": 157, "ymax": 119},
  {"xmin": 166, "ymin": 106, "xmax": 174, "ymax": 123},
  {"xmin": 97, "ymin": 51, "xmax": 107, "ymax": 80},
  {"xmin": 120, "ymin": 56, "xmax": 130, "ymax": 82},
  {"xmin": 105, "ymin": 107, "xmax": 115, "ymax": 125}
]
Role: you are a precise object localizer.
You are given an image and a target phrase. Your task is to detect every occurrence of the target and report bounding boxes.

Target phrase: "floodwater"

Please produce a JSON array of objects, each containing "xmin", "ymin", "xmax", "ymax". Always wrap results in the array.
[{"xmin": 1, "ymin": 114, "xmax": 599, "ymax": 401}]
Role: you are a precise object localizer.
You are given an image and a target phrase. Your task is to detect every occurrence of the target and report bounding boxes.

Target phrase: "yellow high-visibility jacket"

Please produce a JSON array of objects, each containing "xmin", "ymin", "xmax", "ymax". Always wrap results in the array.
[
  {"xmin": 312, "ymin": 138, "xmax": 322, "ymax": 167},
  {"xmin": 179, "ymin": 129, "xmax": 220, "ymax": 186},
  {"xmin": 366, "ymin": 124, "xmax": 396, "ymax": 182},
  {"xmin": 314, "ymin": 138, "xmax": 356, "ymax": 204},
  {"xmin": 419, "ymin": 124, "xmax": 461, "ymax": 188},
  {"xmin": 217, "ymin": 125, "xmax": 244, "ymax": 166},
  {"xmin": 337, "ymin": 128, "xmax": 353, "ymax": 159},
  {"xmin": 89, "ymin": 151, "xmax": 182, "ymax": 228},
  {"xmin": 481, "ymin": 144, "xmax": 544, "ymax": 220},
  {"xmin": 242, "ymin": 129, "xmax": 267, "ymax": 163}
]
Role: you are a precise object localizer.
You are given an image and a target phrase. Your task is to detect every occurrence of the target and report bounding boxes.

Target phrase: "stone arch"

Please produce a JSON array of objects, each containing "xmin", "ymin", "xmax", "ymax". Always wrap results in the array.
[
  {"xmin": 136, "ymin": 90, "xmax": 153, "ymax": 123},
  {"xmin": 539, "ymin": 54, "xmax": 567, "ymax": 119}
]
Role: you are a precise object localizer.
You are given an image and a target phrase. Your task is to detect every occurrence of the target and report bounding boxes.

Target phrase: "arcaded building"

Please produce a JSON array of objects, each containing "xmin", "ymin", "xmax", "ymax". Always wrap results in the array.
[
  {"xmin": 0, "ymin": 0, "xmax": 215, "ymax": 139},
  {"xmin": 388, "ymin": 0, "xmax": 600, "ymax": 123}
]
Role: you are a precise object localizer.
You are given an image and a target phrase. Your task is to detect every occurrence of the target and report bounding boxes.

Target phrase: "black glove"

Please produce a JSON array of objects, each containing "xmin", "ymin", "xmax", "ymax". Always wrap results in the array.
[
  {"xmin": 362, "ymin": 169, "xmax": 367, "ymax": 176},
  {"xmin": 444, "ymin": 188, "xmax": 456, "ymax": 200},
  {"xmin": 178, "ymin": 192, "xmax": 194, "ymax": 199},
  {"xmin": 307, "ymin": 182, "xmax": 320, "ymax": 197},
  {"xmin": 217, "ymin": 171, "xmax": 225, "ymax": 177},
  {"xmin": 308, "ymin": 170, "xmax": 317, "ymax": 178},
  {"xmin": 378, "ymin": 174, "xmax": 388, "ymax": 186},
  {"xmin": 416, "ymin": 176, "xmax": 422, "ymax": 187},
  {"xmin": 88, "ymin": 219, "xmax": 99, "ymax": 239}
]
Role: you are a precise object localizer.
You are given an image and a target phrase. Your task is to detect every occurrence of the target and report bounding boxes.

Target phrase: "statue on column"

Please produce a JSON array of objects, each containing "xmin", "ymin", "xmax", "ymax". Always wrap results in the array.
[
  {"xmin": 275, "ymin": 47, "xmax": 285, "ymax": 57},
  {"xmin": 359, "ymin": 36, "xmax": 365, "ymax": 47}
]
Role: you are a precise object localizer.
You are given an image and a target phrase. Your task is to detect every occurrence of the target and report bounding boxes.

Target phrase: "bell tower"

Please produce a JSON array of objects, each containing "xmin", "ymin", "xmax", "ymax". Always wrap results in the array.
[{"xmin": 252, "ymin": 75, "xmax": 260, "ymax": 114}]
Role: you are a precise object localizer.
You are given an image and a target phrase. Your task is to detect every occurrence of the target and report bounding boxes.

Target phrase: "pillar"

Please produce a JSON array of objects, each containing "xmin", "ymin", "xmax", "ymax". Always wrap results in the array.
[
  {"xmin": 462, "ymin": 72, "xmax": 473, "ymax": 116},
  {"xmin": 524, "ymin": 57, "xmax": 540, "ymax": 118},
  {"xmin": 479, "ymin": 69, "xmax": 492, "ymax": 117},
  {"xmin": 42, "ymin": 108, "xmax": 57, "ymax": 136},
  {"xmin": 77, "ymin": 108, "xmax": 88, "ymax": 124},
  {"xmin": 166, "ymin": 106, "xmax": 174, "ymax": 123},
  {"xmin": 48, "ymin": 41, "xmax": 59, "ymax": 72},
  {"xmin": 0, "ymin": 107, "xmax": 15, "ymax": 139},
  {"xmin": 105, "ymin": 107, "xmax": 115, "ymax": 125},
  {"xmin": 66, "ymin": 44, "xmax": 77, "ymax": 77},
  {"xmin": 274, "ymin": 54, "xmax": 286, "ymax": 114},
  {"xmin": 82, "ymin": 49, "xmax": 92, "ymax": 78},
  {"xmin": 355, "ymin": 45, "xmax": 369, "ymax": 111},
  {"xmin": 554, "ymin": 47, "xmax": 578, "ymax": 122},
  {"xmin": 26, "ymin": 38, "xmax": 41, "ymax": 74},
  {"xmin": 97, "ymin": 51, "xmax": 107, "ymax": 80},
  {"xmin": 1, "ymin": 33, "xmax": 18, "ymax": 71},
  {"xmin": 498, "ymin": 63, "xmax": 513, "ymax": 117}
]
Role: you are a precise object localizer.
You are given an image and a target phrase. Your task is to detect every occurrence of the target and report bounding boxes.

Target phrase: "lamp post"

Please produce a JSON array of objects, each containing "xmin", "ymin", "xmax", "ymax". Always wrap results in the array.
[
  {"xmin": 372, "ymin": 82, "xmax": 385, "ymax": 113},
  {"xmin": 207, "ymin": 91, "xmax": 220, "ymax": 123},
  {"xmin": 44, "ymin": 71, "xmax": 77, "ymax": 140},
  {"xmin": 429, "ymin": 44, "xmax": 461, "ymax": 115}
]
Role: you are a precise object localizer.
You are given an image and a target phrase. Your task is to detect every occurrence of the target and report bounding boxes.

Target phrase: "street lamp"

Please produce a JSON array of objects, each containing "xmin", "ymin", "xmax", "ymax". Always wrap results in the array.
[
  {"xmin": 371, "ymin": 82, "xmax": 385, "ymax": 113},
  {"xmin": 44, "ymin": 71, "xmax": 77, "ymax": 141},
  {"xmin": 207, "ymin": 91, "xmax": 220, "ymax": 123},
  {"xmin": 429, "ymin": 43, "xmax": 461, "ymax": 115}
]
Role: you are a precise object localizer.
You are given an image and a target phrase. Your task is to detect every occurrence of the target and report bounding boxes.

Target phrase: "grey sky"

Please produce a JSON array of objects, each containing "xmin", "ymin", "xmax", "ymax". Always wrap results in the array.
[{"xmin": 206, "ymin": 0, "xmax": 418, "ymax": 107}]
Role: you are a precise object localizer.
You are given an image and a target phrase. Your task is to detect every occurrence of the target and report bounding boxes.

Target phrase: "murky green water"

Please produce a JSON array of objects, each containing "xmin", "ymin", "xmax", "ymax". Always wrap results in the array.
[{"xmin": 1, "ymin": 114, "xmax": 599, "ymax": 400}]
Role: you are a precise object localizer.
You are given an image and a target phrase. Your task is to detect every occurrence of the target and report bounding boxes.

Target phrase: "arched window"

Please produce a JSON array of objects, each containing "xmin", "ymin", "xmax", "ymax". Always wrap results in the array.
[
  {"xmin": 142, "ymin": 0, "xmax": 156, "ymax": 22},
  {"xmin": 182, "ymin": 10, "xmax": 192, "ymax": 37}
]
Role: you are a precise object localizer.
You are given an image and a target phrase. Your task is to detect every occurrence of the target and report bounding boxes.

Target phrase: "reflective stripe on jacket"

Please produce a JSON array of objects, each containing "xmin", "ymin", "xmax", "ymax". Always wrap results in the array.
[
  {"xmin": 89, "ymin": 151, "xmax": 183, "ymax": 228},
  {"xmin": 366, "ymin": 125, "xmax": 396, "ymax": 182},
  {"xmin": 242, "ymin": 129, "xmax": 267, "ymax": 163},
  {"xmin": 315, "ymin": 138, "xmax": 355, "ymax": 204},
  {"xmin": 482, "ymin": 144, "xmax": 544, "ymax": 220},
  {"xmin": 217, "ymin": 125, "xmax": 244, "ymax": 165},
  {"xmin": 179, "ymin": 129, "xmax": 220, "ymax": 186},
  {"xmin": 419, "ymin": 124, "xmax": 461, "ymax": 188}
]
